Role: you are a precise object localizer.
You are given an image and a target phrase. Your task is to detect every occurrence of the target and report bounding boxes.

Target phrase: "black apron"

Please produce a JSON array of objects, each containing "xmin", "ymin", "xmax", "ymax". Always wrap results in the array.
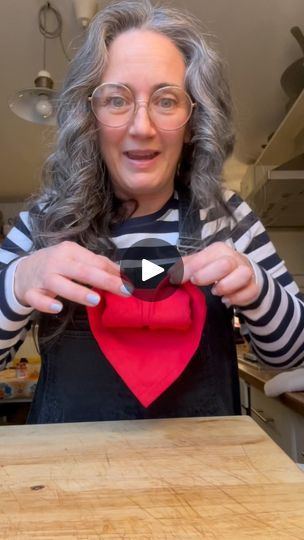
[{"xmin": 27, "ymin": 191, "xmax": 241, "ymax": 423}]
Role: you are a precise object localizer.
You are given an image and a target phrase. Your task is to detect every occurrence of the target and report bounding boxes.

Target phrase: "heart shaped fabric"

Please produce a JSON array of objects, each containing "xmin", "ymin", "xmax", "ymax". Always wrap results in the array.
[{"xmin": 87, "ymin": 278, "xmax": 207, "ymax": 407}]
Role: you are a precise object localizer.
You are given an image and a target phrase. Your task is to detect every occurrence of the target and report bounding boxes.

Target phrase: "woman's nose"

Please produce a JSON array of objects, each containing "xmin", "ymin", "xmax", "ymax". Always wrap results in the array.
[{"xmin": 128, "ymin": 103, "xmax": 156, "ymax": 137}]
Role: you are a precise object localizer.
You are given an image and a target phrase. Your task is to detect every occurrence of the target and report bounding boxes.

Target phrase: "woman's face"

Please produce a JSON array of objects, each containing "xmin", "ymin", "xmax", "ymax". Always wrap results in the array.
[{"xmin": 97, "ymin": 29, "xmax": 189, "ymax": 202}]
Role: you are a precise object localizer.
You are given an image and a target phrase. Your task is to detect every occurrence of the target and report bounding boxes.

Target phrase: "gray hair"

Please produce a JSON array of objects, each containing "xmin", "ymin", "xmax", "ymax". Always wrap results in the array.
[{"xmin": 29, "ymin": 0, "xmax": 235, "ymax": 253}]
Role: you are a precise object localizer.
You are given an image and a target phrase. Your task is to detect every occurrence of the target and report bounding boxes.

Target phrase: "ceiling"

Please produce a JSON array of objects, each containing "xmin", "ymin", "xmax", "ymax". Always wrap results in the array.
[{"xmin": 0, "ymin": 0, "xmax": 303, "ymax": 201}]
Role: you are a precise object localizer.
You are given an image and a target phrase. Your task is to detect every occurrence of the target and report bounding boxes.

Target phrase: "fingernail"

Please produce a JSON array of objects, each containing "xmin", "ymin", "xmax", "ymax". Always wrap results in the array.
[
  {"xmin": 120, "ymin": 284, "xmax": 133, "ymax": 296},
  {"xmin": 221, "ymin": 297, "xmax": 231, "ymax": 307},
  {"xmin": 86, "ymin": 293, "xmax": 100, "ymax": 306},
  {"xmin": 50, "ymin": 303, "xmax": 62, "ymax": 313},
  {"xmin": 211, "ymin": 286, "xmax": 217, "ymax": 295}
]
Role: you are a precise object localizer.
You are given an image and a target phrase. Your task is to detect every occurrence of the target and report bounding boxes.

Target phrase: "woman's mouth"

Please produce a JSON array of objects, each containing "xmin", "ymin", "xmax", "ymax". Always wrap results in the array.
[{"xmin": 124, "ymin": 150, "xmax": 160, "ymax": 161}]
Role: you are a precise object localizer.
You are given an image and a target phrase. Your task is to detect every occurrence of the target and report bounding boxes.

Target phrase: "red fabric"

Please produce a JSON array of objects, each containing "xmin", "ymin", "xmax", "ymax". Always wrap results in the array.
[{"xmin": 87, "ymin": 278, "xmax": 207, "ymax": 407}]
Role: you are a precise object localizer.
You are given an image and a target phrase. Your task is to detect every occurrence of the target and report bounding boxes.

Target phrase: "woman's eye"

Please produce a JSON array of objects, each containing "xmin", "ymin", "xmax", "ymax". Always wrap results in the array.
[
  {"xmin": 159, "ymin": 97, "xmax": 176, "ymax": 109},
  {"xmin": 101, "ymin": 95, "xmax": 129, "ymax": 108},
  {"xmin": 108, "ymin": 96, "xmax": 127, "ymax": 107}
]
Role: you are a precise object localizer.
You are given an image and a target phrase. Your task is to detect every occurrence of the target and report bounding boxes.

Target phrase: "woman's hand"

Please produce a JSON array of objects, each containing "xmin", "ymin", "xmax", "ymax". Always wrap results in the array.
[
  {"xmin": 170, "ymin": 242, "xmax": 261, "ymax": 307},
  {"xmin": 14, "ymin": 241, "xmax": 131, "ymax": 314}
]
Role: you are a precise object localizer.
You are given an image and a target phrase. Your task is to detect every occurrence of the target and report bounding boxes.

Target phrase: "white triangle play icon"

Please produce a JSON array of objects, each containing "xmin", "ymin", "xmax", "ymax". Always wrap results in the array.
[{"xmin": 142, "ymin": 259, "xmax": 164, "ymax": 282}]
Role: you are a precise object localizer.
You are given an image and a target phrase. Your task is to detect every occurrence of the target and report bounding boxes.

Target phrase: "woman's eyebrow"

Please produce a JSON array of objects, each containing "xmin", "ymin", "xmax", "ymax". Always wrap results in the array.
[{"xmin": 118, "ymin": 82, "xmax": 180, "ymax": 91}]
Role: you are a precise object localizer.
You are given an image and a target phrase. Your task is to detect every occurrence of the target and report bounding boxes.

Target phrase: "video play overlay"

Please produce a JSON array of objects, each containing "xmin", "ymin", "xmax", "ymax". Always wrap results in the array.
[{"xmin": 120, "ymin": 238, "xmax": 184, "ymax": 301}]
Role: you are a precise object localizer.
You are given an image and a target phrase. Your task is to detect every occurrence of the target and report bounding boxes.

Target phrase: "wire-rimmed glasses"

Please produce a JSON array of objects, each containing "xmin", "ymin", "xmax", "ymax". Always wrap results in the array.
[{"xmin": 89, "ymin": 83, "xmax": 195, "ymax": 130}]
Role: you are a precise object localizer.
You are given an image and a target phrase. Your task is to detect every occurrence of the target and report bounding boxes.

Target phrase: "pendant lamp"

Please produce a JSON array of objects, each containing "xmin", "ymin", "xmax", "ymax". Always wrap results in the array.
[
  {"xmin": 73, "ymin": 0, "xmax": 97, "ymax": 28},
  {"xmin": 9, "ymin": 2, "xmax": 65, "ymax": 126}
]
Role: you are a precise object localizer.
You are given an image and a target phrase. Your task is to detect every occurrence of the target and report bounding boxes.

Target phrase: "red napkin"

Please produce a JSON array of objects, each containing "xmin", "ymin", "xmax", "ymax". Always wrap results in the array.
[{"xmin": 87, "ymin": 278, "xmax": 207, "ymax": 407}]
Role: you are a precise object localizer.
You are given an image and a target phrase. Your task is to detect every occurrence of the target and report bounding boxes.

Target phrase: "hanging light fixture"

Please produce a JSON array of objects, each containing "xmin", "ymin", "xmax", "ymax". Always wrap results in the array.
[
  {"xmin": 9, "ymin": 2, "xmax": 69, "ymax": 126},
  {"xmin": 73, "ymin": 0, "xmax": 97, "ymax": 29}
]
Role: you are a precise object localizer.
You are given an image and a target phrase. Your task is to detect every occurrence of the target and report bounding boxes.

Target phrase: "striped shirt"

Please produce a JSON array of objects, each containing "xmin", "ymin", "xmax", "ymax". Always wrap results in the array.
[{"xmin": 0, "ymin": 190, "xmax": 304, "ymax": 369}]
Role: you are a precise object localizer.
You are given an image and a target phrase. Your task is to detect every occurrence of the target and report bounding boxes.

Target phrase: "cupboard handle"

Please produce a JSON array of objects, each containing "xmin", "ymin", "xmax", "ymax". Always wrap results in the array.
[{"xmin": 251, "ymin": 408, "xmax": 274, "ymax": 424}]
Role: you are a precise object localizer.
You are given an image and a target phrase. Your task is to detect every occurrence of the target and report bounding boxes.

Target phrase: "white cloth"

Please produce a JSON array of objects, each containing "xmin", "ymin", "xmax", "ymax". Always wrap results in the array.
[{"xmin": 264, "ymin": 367, "xmax": 304, "ymax": 397}]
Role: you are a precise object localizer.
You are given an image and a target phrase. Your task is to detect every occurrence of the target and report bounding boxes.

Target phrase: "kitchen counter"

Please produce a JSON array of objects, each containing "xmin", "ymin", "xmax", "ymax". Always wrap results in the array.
[
  {"xmin": 1, "ymin": 416, "xmax": 304, "ymax": 539},
  {"xmin": 238, "ymin": 359, "xmax": 304, "ymax": 417}
]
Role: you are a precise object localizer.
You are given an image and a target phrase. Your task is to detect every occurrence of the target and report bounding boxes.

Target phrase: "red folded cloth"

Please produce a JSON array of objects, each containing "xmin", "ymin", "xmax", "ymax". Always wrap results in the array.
[
  {"xmin": 87, "ymin": 277, "xmax": 207, "ymax": 407},
  {"xmin": 101, "ymin": 285, "xmax": 192, "ymax": 330}
]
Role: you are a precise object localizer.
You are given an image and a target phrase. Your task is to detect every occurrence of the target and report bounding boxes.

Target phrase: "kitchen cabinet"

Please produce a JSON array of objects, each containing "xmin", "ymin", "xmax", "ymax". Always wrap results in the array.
[
  {"xmin": 250, "ymin": 385, "xmax": 304, "ymax": 463},
  {"xmin": 238, "ymin": 360, "xmax": 304, "ymax": 463},
  {"xmin": 239, "ymin": 376, "xmax": 250, "ymax": 415}
]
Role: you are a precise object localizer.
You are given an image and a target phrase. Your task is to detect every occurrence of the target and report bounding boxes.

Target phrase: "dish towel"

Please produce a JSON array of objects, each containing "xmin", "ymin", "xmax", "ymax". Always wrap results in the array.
[{"xmin": 264, "ymin": 367, "xmax": 304, "ymax": 397}]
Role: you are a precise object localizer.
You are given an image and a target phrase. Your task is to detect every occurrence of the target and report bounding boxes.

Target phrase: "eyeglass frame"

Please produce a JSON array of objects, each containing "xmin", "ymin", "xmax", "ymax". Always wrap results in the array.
[{"xmin": 88, "ymin": 82, "xmax": 196, "ymax": 131}]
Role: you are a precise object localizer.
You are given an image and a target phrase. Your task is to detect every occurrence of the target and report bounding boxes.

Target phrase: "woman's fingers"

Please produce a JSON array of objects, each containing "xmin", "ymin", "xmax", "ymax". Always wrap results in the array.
[
  {"xmin": 47, "ymin": 243, "xmax": 121, "ymax": 281},
  {"xmin": 189, "ymin": 256, "xmax": 238, "ymax": 286},
  {"xmin": 14, "ymin": 242, "xmax": 131, "ymax": 311},
  {"xmin": 43, "ymin": 270, "xmax": 131, "ymax": 304},
  {"xmin": 55, "ymin": 241, "xmax": 121, "ymax": 274},
  {"xmin": 169, "ymin": 242, "xmax": 261, "ymax": 307},
  {"xmin": 55, "ymin": 258, "xmax": 124, "ymax": 292},
  {"xmin": 224, "ymin": 281, "xmax": 260, "ymax": 307},
  {"xmin": 210, "ymin": 265, "xmax": 260, "ymax": 306},
  {"xmin": 190, "ymin": 260, "xmax": 259, "ymax": 306},
  {"xmin": 24, "ymin": 288, "xmax": 63, "ymax": 314},
  {"xmin": 24, "ymin": 267, "xmax": 132, "ymax": 314},
  {"xmin": 170, "ymin": 243, "xmax": 238, "ymax": 284},
  {"xmin": 209, "ymin": 265, "xmax": 253, "ymax": 296}
]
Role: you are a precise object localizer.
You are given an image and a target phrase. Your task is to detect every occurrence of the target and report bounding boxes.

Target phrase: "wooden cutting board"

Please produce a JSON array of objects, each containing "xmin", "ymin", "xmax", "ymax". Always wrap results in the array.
[{"xmin": 0, "ymin": 415, "xmax": 304, "ymax": 539}]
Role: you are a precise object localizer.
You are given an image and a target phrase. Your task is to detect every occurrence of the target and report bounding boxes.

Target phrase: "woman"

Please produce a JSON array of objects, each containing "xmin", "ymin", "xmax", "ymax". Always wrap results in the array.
[{"xmin": 0, "ymin": 0, "xmax": 303, "ymax": 422}]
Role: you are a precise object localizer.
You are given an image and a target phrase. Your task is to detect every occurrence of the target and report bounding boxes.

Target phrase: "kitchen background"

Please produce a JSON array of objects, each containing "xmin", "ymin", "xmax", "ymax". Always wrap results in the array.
[
  {"xmin": 0, "ymin": 0, "xmax": 303, "ymax": 294},
  {"xmin": 0, "ymin": 2, "xmax": 303, "ymax": 464}
]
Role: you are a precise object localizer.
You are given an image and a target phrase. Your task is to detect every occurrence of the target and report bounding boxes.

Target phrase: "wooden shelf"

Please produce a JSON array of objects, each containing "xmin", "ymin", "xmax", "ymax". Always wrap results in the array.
[{"xmin": 256, "ymin": 88, "xmax": 304, "ymax": 167}]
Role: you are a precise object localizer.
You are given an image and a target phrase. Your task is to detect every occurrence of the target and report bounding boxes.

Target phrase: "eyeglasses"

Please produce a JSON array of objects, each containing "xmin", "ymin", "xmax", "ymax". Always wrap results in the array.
[{"xmin": 89, "ymin": 83, "xmax": 195, "ymax": 130}]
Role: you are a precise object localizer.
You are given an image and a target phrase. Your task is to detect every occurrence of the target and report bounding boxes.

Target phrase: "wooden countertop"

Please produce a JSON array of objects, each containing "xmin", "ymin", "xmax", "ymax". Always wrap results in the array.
[
  {"xmin": 238, "ymin": 359, "xmax": 304, "ymax": 417},
  {"xmin": 1, "ymin": 416, "xmax": 304, "ymax": 539}
]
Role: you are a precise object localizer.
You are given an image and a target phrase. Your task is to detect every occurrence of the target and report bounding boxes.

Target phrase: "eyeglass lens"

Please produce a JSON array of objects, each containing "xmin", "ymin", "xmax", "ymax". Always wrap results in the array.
[{"xmin": 91, "ymin": 84, "xmax": 193, "ymax": 130}]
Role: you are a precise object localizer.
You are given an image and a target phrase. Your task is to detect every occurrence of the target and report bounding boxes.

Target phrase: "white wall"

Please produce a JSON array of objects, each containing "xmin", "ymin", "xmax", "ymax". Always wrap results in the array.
[{"xmin": 267, "ymin": 229, "xmax": 304, "ymax": 293}]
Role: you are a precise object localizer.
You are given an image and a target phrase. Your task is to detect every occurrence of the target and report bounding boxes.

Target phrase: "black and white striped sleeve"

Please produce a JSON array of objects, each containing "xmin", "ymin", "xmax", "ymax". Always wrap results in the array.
[
  {"xmin": 0, "ymin": 211, "xmax": 34, "ymax": 370},
  {"xmin": 225, "ymin": 191, "xmax": 304, "ymax": 368}
]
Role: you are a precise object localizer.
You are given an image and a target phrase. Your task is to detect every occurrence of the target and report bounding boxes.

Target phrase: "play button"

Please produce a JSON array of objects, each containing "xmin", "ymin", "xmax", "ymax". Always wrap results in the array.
[
  {"xmin": 120, "ymin": 238, "xmax": 184, "ymax": 301},
  {"xmin": 142, "ymin": 259, "xmax": 164, "ymax": 282}
]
